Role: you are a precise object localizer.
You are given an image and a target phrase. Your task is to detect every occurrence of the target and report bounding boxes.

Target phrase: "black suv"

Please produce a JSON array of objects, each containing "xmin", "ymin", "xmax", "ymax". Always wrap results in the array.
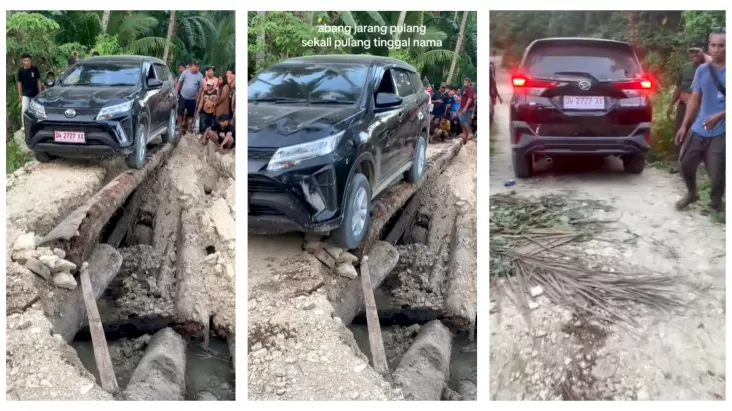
[
  {"xmin": 24, "ymin": 55, "xmax": 178, "ymax": 169},
  {"xmin": 510, "ymin": 38, "xmax": 653, "ymax": 177},
  {"xmin": 248, "ymin": 55, "xmax": 430, "ymax": 249}
]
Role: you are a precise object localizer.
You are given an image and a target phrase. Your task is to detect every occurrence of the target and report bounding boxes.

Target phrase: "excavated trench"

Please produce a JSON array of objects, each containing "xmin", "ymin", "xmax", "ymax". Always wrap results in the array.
[
  {"xmin": 346, "ymin": 177, "xmax": 478, "ymax": 400},
  {"xmin": 67, "ymin": 138, "xmax": 236, "ymax": 400}
]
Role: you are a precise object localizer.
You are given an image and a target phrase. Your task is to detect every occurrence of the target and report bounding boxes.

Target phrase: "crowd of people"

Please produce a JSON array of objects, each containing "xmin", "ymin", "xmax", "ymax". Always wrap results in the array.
[
  {"xmin": 174, "ymin": 62, "xmax": 237, "ymax": 152},
  {"xmin": 668, "ymin": 27, "xmax": 726, "ymax": 214},
  {"xmin": 426, "ymin": 77, "xmax": 477, "ymax": 142}
]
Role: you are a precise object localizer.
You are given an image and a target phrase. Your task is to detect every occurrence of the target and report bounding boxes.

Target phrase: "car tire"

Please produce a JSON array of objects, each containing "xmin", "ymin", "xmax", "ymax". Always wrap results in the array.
[
  {"xmin": 512, "ymin": 152, "xmax": 533, "ymax": 178},
  {"xmin": 126, "ymin": 123, "xmax": 148, "ymax": 169},
  {"xmin": 404, "ymin": 136, "xmax": 427, "ymax": 183},
  {"xmin": 623, "ymin": 154, "xmax": 645, "ymax": 174},
  {"xmin": 331, "ymin": 173, "xmax": 371, "ymax": 250},
  {"xmin": 34, "ymin": 151, "xmax": 53, "ymax": 163},
  {"xmin": 164, "ymin": 109, "xmax": 177, "ymax": 144}
]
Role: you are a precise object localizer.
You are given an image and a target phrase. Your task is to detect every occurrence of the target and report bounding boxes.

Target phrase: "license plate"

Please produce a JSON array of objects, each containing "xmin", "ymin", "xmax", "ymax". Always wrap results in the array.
[
  {"xmin": 563, "ymin": 96, "xmax": 605, "ymax": 110},
  {"xmin": 54, "ymin": 131, "xmax": 85, "ymax": 143}
]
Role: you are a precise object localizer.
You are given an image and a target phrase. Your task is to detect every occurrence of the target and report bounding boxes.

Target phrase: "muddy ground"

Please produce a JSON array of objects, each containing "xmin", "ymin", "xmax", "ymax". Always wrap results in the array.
[
  {"xmin": 248, "ymin": 140, "xmax": 477, "ymax": 400},
  {"xmin": 6, "ymin": 134, "xmax": 236, "ymax": 400},
  {"xmin": 489, "ymin": 65, "xmax": 725, "ymax": 400}
]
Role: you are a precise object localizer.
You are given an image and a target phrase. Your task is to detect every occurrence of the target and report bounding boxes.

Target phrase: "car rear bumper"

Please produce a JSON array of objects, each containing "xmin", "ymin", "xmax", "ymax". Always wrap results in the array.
[{"xmin": 511, "ymin": 121, "xmax": 651, "ymax": 156}]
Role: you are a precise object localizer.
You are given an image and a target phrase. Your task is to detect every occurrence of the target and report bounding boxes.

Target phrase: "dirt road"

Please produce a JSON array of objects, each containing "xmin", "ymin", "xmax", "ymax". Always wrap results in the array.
[{"xmin": 489, "ymin": 66, "xmax": 726, "ymax": 400}]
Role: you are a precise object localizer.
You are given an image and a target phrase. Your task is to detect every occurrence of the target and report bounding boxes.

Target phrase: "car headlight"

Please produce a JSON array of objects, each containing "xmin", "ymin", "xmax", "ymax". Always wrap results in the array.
[
  {"xmin": 96, "ymin": 101, "xmax": 134, "ymax": 120},
  {"xmin": 29, "ymin": 100, "xmax": 46, "ymax": 118},
  {"xmin": 266, "ymin": 131, "xmax": 344, "ymax": 172}
]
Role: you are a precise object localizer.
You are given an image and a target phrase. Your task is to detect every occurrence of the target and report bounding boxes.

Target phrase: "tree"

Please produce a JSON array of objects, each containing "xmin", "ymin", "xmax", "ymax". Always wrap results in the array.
[
  {"xmin": 394, "ymin": 11, "xmax": 407, "ymax": 41},
  {"xmin": 256, "ymin": 11, "xmax": 266, "ymax": 72},
  {"xmin": 163, "ymin": 11, "xmax": 176, "ymax": 63},
  {"xmin": 446, "ymin": 11, "xmax": 468, "ymax": 84},
  {"xmin": 101, "ymin": 10, "xmax": 110, "ymax": 33}
]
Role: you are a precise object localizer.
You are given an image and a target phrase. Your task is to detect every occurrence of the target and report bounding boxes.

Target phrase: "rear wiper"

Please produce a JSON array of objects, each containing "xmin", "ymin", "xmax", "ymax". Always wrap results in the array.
[
  {"xmin": 552, "ymin": 71, "xmax": 600, "ymax": 82},
  {"xmin": 309, "ymin": 100, "xmax": 355, "ymax": 105}
]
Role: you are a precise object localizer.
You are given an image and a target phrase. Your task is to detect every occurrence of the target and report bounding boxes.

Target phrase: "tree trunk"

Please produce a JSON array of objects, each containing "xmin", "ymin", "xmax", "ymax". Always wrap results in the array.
[
  {"xmin": 162, "ymin": 11, "xmax": 176, "ymax": 64},
  {"xmin": 256, "ymin": 11, "xmax": 266, "ymax": 72},
  {"xmin": 394, "ymin": 11, "xmax": 407, "ymax": 41},
  {"xmin": 446, "ymin": 11, "xmax": 469, "ymax": 85},
  {"xmin": 101, "ymin": 10, "xmax": 111, "ymax": 34},
  {"xmin": 40, "ymin": 144, "xmax": 175, "ymax": 266},
  {"xmin": 355, "ymin": 140, "xmax": 464, "ymax": 257}
]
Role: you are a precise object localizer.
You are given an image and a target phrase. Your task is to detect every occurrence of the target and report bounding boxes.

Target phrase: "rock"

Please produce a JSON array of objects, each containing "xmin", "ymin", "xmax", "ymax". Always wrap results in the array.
[
  {"xmin": 53, "ymin": 272, "xmax": 77, "ymax": 290},
  {"xmin": 38, "ymin": 254, "xmax": 60, "ymax": 269},
  {"xmin": 410, "ymin": 225, "xmax": 428, "ymax": 245},
  {"xmin": 302, "ymin": 301, "xmax": 316, "ymax": 310},
  {"xmin": 442, "ymin": 388, "xmax": 463, "ymax": 401},
  {"xmin": 209, "ymin": 198, "xmax": 236, "ymax": 241},
  {"xmin": 52, "ymin": 259, "xmax": 77, "ymax": 273},
  {"xmin": 13, "ymin": 232, "xmax": 36, "ymax": 251},
  {"xmin": 637, "ymin": 387, "xmax": 650, "ymax": 400},
  {"xmin": 349, "ymin": 391, "xmax": 360, "ymax": 400},
  {"xmin": 392, "ymin": 320, "xmax": 452, "ymax": 401},
  {"xmin": 253, "ymin": 348, "xmax": 268, "ymax": 358},
  {"xmin": 314, "ymin": 249, "xmax": 336, "ymax": 269},
  {"xmin": 53, "ymin": 248, "xmax": 66, "ymax": 259},
  {"xmin": 354, "ymin": 363, "xmax": 368, "ymax": 373},
  {"xmin": 336, "ymin": 263, "xmax": 358, "ymax": 279},
  {"xmin": 12, "ymin": 249, "xmax": 35, "ymax": 264},
  {"xmin": 133, "ymin": 224, "xmax": 153, "ymax": 246},
  {"xmin": 196, "ymin": 391, "xmax": 219, "ymax": 400},
  {"xmin": 80, "ymin": 383, "xmax": 94, "ymax": 394},
  {"xmin": 122, "ymin": 328, "xmax": 187, "ymax": 400},
  {"xmin": 204, "ymin": 253, "xmax": 218, "ymax": 264},
  {"xmin": 303, "ymin": 241, "xmax": 323, "ymax": 253},
  {"xmin": 337, "ymin": 251, "xmax": 359, "ymax": 264},
  {"xmin": 457, "ymin": 380, "xmax": 477, "ymax": 400},
  {"xmin": 25, "ymin": 257, "xmax": 51, "ymax": 281},
  {"xmin": 324, "ymin": 245, "xmax": 344, "ymax": 259},
  {"xmin": 528, "ymin": 301, "xmax": 540, "ymax": 310},
  {"xmin": 529, "ymin": 285, "xmax": 544, "ymax": 297}
]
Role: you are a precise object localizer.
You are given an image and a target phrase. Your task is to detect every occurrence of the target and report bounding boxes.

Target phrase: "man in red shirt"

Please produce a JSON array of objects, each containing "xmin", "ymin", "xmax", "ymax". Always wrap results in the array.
[{"xmin": 459, "ymin": 77, "xmax": 476, "ymax": 139}]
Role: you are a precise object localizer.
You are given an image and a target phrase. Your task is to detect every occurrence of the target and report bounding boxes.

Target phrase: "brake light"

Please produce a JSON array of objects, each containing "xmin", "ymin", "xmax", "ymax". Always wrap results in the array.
[
  {"xmin": 512, "ymin": 76, "xmax": 558, "ymax": 89},
  {"xmin": 514, "ymin": 128, "xmax": 521, "ymax": 144},
  {"xmin": 611, "ymin": 79, "xmax": 653, "ymax": 90},
  {"xmin": 644, "ymin": 130, "xmax": 651, "ymax": 145}
]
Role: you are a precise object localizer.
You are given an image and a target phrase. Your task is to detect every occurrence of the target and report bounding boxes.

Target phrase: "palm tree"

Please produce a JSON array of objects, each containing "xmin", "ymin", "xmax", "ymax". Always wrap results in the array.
[
  {"xmin": 446, "ymin": 11, "xmax": 469, "ymax": 84},
  {"xmin": 163, "ymin": 11, "xmax": 176, "ymax": 63},
  {"xmin": 256, "ymin": 11, "xmax": 266, "ymax": 72},
  {"xmin": 101, "ymin": 10, "xmax": 111, "ymax": 33},
  {"xmin": 394, "ymin": 11, "xmax": 407, "ymax": 41}
]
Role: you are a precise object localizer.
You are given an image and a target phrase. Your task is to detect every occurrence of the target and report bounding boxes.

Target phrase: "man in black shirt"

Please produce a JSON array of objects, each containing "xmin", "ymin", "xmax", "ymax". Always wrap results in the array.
[
  {"xmin": 17, "ymin": 54, "xmax": 42, "ymax": 131},
  {"xmin": 203, "ymin": 114, "xmax": 235, "ymax": 151}
]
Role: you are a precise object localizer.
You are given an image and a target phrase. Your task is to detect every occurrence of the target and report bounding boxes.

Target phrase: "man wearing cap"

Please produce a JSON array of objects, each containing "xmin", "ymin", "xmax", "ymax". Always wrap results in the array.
[
  {"xmin": 176, "ymin": 62, "xmax": 203, "ymax": 133},
  {"xmin": 667, "ymin": 41, "xmax": 709, "ymax": 171},
  {"xmin": 197, "ymin": 79, "xmax": 219, "ymax": 136},
  {"xmin": 675, "ymin": 27, "xmax": 726, "ymax": 214}
]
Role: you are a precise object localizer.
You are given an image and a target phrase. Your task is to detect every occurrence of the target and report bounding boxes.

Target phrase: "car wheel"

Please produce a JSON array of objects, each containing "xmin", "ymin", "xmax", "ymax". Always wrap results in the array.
[
  {"xmin": 623, "ymin": 154, "xmax": 645, "ymax": 174},
  {"xmin": 404, "ymin": 136, "xmax": 427, "ymax": 183},
  {"xmin": 164, "ymin": 109, "xmax": 177, "ymax": 144},
  {"xmin": 126, "ymin": 123, "xmax": 148, "ymax": 169},
  {"xmin": 512, "ymin": 151, "xmax": 533, "ymax": 178},
  {"xmin": 34, "ymin": 152, "xmax": 53, "ymax": 163},
  {"xmin": 331, "ymin": 173, "xmax": 371, "ymax": 250}
]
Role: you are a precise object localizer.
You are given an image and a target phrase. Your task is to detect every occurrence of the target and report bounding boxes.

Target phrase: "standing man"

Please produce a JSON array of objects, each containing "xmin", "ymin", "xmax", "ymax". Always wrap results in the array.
[
  {"xmin": 460, "ymin": 77, "xmax": 476, "ymax": 140},
  {"xmin": 675, "ymin": 27, "xmax": 726, "ymax": 213},
  {"xmin": 176, "ymin": 62, "xmax": 204, "ymax": 133},
  {"xmin": 17, "ymin": 54, "xmax": 42, "ymax": 132},
  {"xmin": 667, "ymin": 41, "xmax": 707, "ymax": 172}
]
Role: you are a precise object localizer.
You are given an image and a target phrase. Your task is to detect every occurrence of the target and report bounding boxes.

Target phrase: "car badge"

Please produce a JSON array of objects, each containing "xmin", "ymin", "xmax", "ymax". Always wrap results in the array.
[
  {"xmin": 64, "ymin": 109, "xmax": 76, "ymax": 118},
  {"xmin": 578, "ymin": 81, "xmax": 591, "ymax": 91}
]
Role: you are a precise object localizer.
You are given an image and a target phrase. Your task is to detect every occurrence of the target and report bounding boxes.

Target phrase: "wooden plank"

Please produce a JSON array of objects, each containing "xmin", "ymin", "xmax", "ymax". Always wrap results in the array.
[
  {"xmin": 105, "ymin": 190, "xmax": 142, "ymax": 248},
  {"xmin": 360, "ymin": 257, "xmax": 389, "ymax": 376},
  {"xmin": 384, "ymin": 195, "xmax": 420, "ymax": 245},
  {"xmin": 79, "ymin": 262, "xmax": 119, "ymax": 394}
]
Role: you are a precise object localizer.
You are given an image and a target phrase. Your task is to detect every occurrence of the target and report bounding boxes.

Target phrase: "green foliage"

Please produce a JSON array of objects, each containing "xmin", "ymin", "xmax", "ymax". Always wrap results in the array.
[
  {"xmin": 248, "ymin": 11, "xmax": 476, "ymax": 86},
  {"xmin": 6, "ymin": 139, "xmax": 34, "ymax": 175}
]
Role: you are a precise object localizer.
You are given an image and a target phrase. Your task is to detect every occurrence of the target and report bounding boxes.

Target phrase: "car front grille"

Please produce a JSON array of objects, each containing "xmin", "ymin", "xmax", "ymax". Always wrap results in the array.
[
  {"xmin": 249, "ymin": 148, "xmax": 276, "ymax": 161},
  {"xmin": 46, "ymin": 108, "xmax": 99, "ymax": 116},
  {"xmin": 248, "ymin": 176, "xmax": 282, "ymax": 193},
  {"xmin": 248, "ymin": 205, "xmax": 284, "ymax": 216}
]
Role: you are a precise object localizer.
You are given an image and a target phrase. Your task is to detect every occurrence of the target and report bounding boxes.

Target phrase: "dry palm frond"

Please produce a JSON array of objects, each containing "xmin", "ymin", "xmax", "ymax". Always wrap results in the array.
[{"xmin": 490, "ymin": 193, "xmax": 685, "ymax": 325}]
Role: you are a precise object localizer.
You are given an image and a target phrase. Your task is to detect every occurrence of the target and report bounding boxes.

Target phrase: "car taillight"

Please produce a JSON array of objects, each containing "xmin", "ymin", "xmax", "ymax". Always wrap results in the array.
[
  {"xmin": 514, "ymin": 128, "xmax": 521, "ymax": 144},
  {"xmin": 512, "ymin": 76, "xmax": 558, "ymax": 89},
  {"xmin": 611, "ymin": 79, "xmax": 653, "ymax": 91},
  {"xmin": 644, "ymin": 130, "xmax": 651, "ymax": 145}
]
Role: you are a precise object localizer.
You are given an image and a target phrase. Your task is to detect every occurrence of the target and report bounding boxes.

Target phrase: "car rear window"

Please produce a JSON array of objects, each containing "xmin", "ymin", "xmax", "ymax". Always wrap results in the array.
[
  {"xmin": 60, "ymin": 63, "xmax": 141, "ymax": 86},
  {"xmin": 249, "ymin": 63, "xmax": 368, "ymax": 103},
  {"xmin": 524, "ymin": 44, "xmax": 641, "ymax": 81}
]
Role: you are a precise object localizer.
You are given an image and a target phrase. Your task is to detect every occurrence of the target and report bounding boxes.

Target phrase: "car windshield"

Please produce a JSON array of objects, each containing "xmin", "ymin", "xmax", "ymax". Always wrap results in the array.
[
  {"xmin": 525, "ymin": 44, "xmax": 641, "ymax": 81},
  {"xmin": 248, "ymin": 63, "xmax": 368, "ymax": 103},
  {"xmin": 59, "ymin": 62, "xmax": 141, "ymax": 86}
]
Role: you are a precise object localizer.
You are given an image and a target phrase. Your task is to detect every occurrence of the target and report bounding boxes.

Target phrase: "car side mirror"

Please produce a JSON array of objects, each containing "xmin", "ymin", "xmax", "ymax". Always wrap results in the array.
[
  {"xmin": 375, "ymin": 92, "xmax": 402, "ymax": 110},
  {"xmin": 147, "ymin": 78, "xmax": 163, "ymax": 89}
]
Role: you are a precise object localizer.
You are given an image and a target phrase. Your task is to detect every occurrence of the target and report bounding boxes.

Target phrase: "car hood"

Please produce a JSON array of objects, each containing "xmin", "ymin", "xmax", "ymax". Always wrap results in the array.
[
  {"xmin": 36, "ymin": 86, "xmax": 137, "ymax": 109},
  {"xmin": 248, "ymin": 103, "xmax": 361, "ymax": 148}
]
